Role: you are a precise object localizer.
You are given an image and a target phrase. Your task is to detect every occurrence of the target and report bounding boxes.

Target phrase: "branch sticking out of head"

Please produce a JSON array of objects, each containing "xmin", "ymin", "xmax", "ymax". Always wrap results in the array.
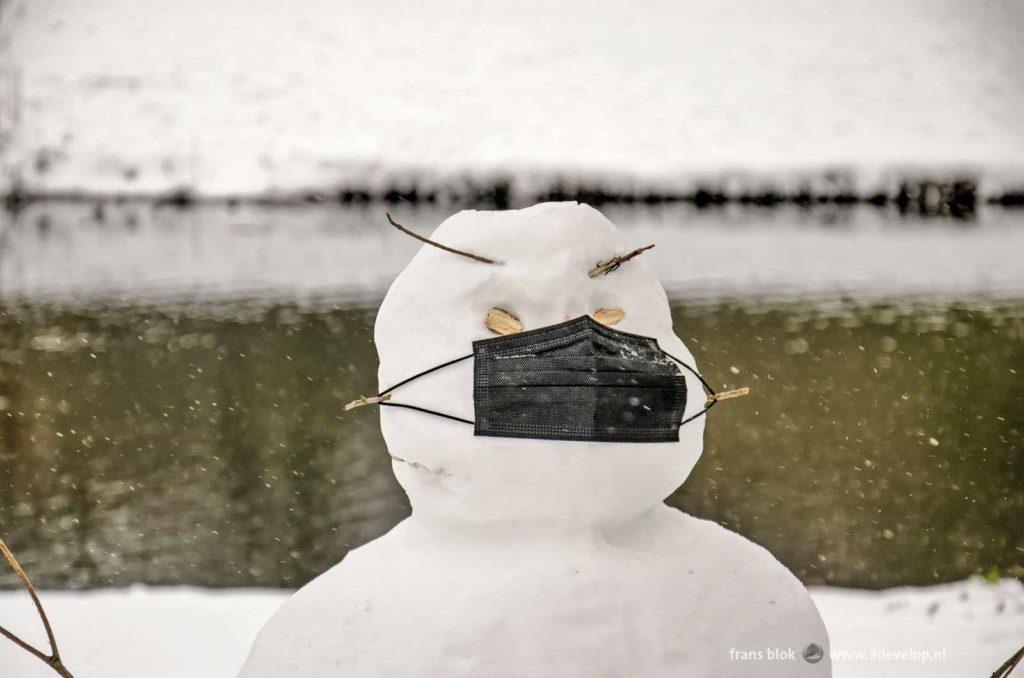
[
  {"xmin": 344, "ymin": 394, "xmax": 391, "ymax": 411},
  {"xmin": 588, "ymin": 244, "xmax": 655, "ymax": 277},
  {"xmin": 386, "ymin": 213, "xmax": 501, "ymax": 265},
  {"xmin": 706, "ymin": 387, "xmax": 750, "ymax": 404}
]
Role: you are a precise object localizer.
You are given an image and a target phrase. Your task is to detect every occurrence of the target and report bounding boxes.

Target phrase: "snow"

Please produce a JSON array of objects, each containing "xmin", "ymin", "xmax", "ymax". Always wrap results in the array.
[
  {"xmin": 237, "ymin": 203, "xmax": 828, "ymax": 677},
  {"xmin": 0, "ymin": 586, "xmax": 284, "ymax": 678},
  {"xmin": 3, "ymin": 203, "xmax": 1023, "ymax": 305},
  {"xmin": 1, "ymin": 579, "xmax": 1021, "ymax": 677},
  {"xmin": 2, "ymin": 0, "xmax": 1023, "ymax": 198},
  {"xmin": 372, "ymin": 203, "xmax": 711, "ymax": 529},
  {"xmin": 813, "ymin": 578, "xmax": 1024, "ymax": 677}
]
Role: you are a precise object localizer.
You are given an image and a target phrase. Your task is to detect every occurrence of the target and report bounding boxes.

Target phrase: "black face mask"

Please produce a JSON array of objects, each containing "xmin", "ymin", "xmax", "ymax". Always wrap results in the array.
[{"xmin": 346, "ymin": 315, "xmax": 736, "ymax": 443}]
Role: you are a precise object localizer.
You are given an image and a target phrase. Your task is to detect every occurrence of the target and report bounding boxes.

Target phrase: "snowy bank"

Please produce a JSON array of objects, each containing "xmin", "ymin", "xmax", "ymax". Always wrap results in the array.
[
  {"xmin": 2, "ymin": 0, "xmax": 1023, "ymax": 199},
  {"xmin": 0, "ymin": 579, "xmax": 1021, "ymax": 677}
]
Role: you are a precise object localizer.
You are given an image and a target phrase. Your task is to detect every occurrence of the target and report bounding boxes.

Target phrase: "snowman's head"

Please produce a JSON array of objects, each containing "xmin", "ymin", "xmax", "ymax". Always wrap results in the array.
[{"xmin": 374, "ymin": 202, "xmax": 706, "ymax": 530}]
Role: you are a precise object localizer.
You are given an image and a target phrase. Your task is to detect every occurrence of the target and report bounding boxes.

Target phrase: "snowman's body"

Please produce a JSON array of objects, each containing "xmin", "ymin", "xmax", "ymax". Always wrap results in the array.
[{"xmin": 239, "ymin": 203, "xmax": 830, "ymax": 677}]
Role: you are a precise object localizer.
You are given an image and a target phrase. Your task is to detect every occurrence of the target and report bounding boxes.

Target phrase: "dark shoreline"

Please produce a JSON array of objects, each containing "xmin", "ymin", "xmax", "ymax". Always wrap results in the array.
[{"xmin": 5, "ymin": 176, "xmax": 1024, "ymax": 220}]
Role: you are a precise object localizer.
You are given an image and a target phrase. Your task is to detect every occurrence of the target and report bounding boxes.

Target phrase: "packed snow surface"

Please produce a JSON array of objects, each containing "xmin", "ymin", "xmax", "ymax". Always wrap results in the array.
[
  {"xmin": 1, "ymin": 579, "xmax": 1021, "ymax": 677},
  {"xmin": 2, "ymin": 0, "xmax": 1023, "ymax": 197}
]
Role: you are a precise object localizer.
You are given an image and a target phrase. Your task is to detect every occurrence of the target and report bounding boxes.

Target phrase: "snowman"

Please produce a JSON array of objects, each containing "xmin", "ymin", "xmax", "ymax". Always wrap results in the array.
[{"xmin": 238, "ymin": 202, "xmax": 830, "ymax": 677}]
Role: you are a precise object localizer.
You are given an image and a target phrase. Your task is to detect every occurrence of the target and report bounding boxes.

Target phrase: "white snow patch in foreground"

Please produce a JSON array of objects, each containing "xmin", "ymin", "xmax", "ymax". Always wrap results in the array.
[{"xmin": 0, "ymin": 579, "xmax": 1021, "ymax": 677}]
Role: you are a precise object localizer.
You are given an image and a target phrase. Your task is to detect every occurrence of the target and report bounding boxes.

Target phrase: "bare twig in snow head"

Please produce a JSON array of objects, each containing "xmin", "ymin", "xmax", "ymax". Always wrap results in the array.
[
  {"xmin": 344, "ymin": 393, "xmax": 392, "ymax": 411},
  {"xmin": 588, "ymin": 244, "xmax": 655, "ymax": 277},
  {"xmin": 706, "ymin": 387, "xmax": 751, "ymax": 404},
  {"xmin": 386, "ymin": 213, "xmax": 501, "ymax": 264},
  {"xmin": 0, "ymin": 537, "xmax": 74, "ymax": 677}
]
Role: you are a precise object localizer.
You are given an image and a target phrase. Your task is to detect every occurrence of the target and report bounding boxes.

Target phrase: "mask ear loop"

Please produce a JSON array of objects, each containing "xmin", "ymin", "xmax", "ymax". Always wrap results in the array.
[
  {"xmin": 344, "ymin": 353, "xmax": 475, "ymax": 425},
  {"xmin": 663, "ymin": 350, "xmax": 749, "ymax": 426}
]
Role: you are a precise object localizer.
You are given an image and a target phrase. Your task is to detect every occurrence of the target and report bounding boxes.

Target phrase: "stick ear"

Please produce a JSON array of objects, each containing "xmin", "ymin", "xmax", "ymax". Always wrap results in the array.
[
  {"xmin": 387, "ymin": 213, "xmax": 501, "ymax": 265},
  {"xmin": 589, "ymin": 244, "xmax": 655, "ymax": 277}
]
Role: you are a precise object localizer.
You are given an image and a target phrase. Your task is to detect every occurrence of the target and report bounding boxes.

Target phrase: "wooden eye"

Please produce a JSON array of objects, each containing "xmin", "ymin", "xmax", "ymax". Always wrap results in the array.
[
  {"xmin": 485, "ymin": 307, "xmax": 523, "ymax": 335},
  {"xmin": 592, "ymin": 308, "xmax": 624, "ymax": 326}
]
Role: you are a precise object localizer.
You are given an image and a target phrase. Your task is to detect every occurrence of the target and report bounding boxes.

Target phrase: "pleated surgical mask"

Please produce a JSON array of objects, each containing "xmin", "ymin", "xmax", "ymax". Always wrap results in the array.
[{"xmin": 346, "ymin": 315, "xmax": 748, "ymax": 443}]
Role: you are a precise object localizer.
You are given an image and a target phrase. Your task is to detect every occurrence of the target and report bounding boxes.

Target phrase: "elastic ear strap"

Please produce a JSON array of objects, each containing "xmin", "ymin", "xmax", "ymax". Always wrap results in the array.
[
  {"xmin": 379, "ymin": 401, "xmax": 474, "ymax": 425},
  {"xmin": 679, "ymin": 398, "xmax": 717, "ymax": 426},
  {"xmin": 662, "ymin": 350, "xmax": 718, "ymax": 427},
  {"xmin": 372, "ymin": 353, "xmax": 475, "ymax": 425},
  {"xmin": 662, "ymin": 350, "xmax": 716, "ymax": 398},
  {"xmin": 378, "ymin": 353, "xmax": 473, "ymax": 396}
]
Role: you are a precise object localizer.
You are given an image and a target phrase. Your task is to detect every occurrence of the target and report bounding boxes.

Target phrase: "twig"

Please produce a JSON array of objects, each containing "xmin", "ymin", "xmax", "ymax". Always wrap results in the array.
[
  {"xmin": 386, "ymin": 213, "xmax": 500, "ymax": 264},
  {"xmin": 0, "ymin": 537, "xmax": 74, "ymax": 677},
  {"xmin": 707, "ymin": 387, "xmax": 750, "ymax": 403},
  {"xmin": 588, "ymin": 244, "xmax": 655, "ymax": 277},
  {"xmin": 992, "ymin": 644, "xmax": 1024, "ymax": 678},
  {"xmin": 344, "ymin": 394, "xmax": 391, "ymax": 411}
]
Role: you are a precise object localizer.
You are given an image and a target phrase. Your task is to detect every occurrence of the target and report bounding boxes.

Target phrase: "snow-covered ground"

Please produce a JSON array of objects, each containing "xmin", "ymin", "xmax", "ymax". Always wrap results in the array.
[
  {"xmin": 2, "ymin": 0, "xmax": 1023, "ymax": 198},
  {"xmin": 0, "ymin": 578, "xmax": 1021, "ymax": 677}
]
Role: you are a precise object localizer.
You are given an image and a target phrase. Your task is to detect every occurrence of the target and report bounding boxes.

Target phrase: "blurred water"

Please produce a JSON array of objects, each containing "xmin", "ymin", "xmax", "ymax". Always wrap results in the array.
[
  {"xmin": 0, "ymin": 203, "xmax": 1021, "ymax": 590},
  {"xmin": 3, "ymin": 201, "xmax": 1024, "ymax": 304}
]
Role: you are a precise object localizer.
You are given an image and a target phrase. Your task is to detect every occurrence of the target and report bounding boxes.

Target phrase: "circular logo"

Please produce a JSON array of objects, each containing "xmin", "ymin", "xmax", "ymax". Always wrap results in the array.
[{"xmin": 803, "ymin": 643, "xmax": 824, "ymax": 664}]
